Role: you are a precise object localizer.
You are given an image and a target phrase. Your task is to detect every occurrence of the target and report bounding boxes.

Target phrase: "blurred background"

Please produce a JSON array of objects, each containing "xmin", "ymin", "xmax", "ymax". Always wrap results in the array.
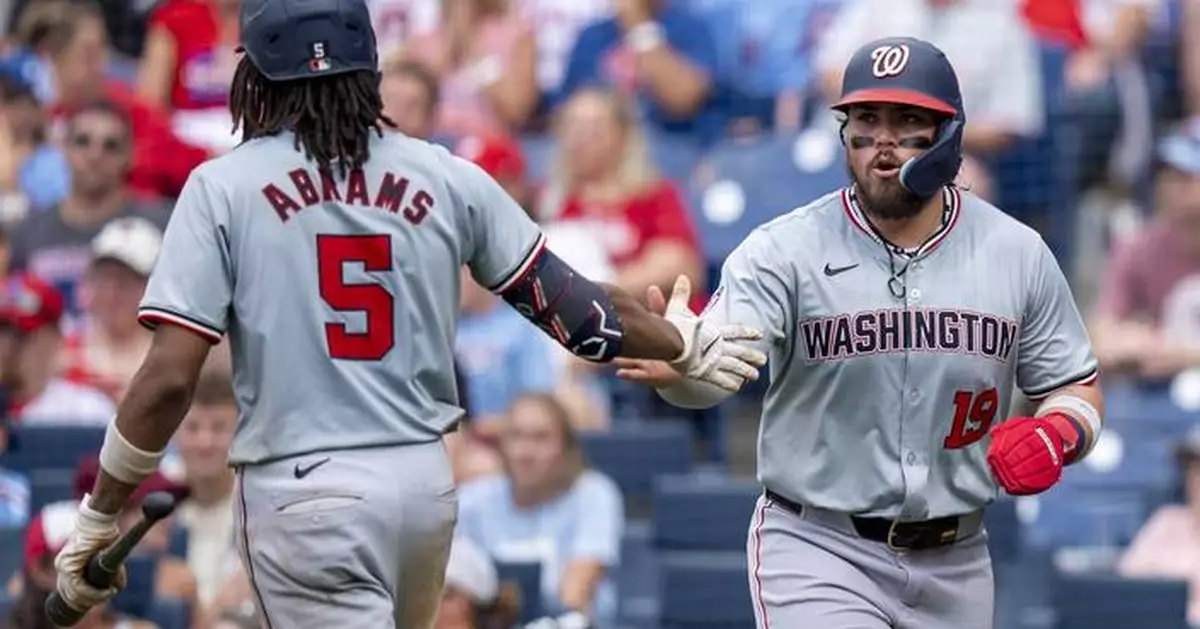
[{"xmin": 0, "ymin": 0, "xmax": 1197, "ymax": 628}]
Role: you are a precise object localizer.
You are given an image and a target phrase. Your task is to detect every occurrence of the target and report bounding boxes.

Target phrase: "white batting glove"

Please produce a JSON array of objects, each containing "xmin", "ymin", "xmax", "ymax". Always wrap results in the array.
[
  {"xmin": 54, "ymin": 496, "xmax": 125, "ymax": 613},
  {"xmin": 664, "ymin": 275, "xmax": 768, "ymax": 392}
]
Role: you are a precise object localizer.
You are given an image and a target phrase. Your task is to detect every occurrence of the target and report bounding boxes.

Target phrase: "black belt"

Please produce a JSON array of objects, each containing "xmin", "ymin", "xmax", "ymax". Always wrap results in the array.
[{"xmin": 764, "ymin": 490, "xmax": 976, "ymax": 552}]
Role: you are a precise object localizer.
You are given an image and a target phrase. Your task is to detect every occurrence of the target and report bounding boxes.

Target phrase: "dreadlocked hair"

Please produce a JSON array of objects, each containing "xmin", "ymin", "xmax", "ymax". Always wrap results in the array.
[{"xmin": 229, "ymin": 56, "xmax": 395, "ymax": 177}]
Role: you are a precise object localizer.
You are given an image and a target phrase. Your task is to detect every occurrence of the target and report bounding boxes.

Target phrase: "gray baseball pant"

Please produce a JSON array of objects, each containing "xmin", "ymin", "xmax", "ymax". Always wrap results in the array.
[
  {"xmin": 233, "ymin": 440, "xmax": 458, "ymax": 629},
  {"xmin": 747, "ymin": 494, "xmax": 994, "ymax": 629}
]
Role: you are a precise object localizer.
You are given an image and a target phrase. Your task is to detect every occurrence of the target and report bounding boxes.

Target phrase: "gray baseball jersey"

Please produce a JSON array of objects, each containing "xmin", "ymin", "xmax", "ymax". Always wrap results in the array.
[
  {"xmin": 703, "ymin": 186, "xmax": 1097, "ymax": 520},
  {"xmin": 138, "ymin": 131, "xmax": 544, "ymax": 466}
]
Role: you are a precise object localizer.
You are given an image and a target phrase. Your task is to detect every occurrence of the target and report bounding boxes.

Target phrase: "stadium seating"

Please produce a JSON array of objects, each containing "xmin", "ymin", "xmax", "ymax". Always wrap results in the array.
[
  {"xmin": 495, "ymin": 561, "xmax": 543, "ymax": 624},
  {"xmin": 168, "ymin": 525, "xmax": 189, "ymax": 559},
  {"xmin": 146, "ymin": 598, "xmax": 191, "ymax": 629},
  {"xmin": 0, "ymin": 525, "xmax": 24, "ymax": 585},
  {"xmin": 1103, "ymin": 382, "xmax": 1199, "ymax": 439},
  {"xmin": 617, "ymin": 519, "xmax": 660, "ymax": 629},
  {"xmin": 110, "ymin": 555, "xmax": 159, "ymax": 619},
  {"xmin": 0, "ymin": 425, "xmax": 105, "ymax": 473},
  {"xmin": 0, "ymin": 591, "xmax": 11, "ymax": 623},
  {"xmin": 1050, "ymin": 573, "xmax": 1189, "ymax": 629},
  {"xmin": 1022, "ymin": 484, "xmax": 1151, "ymax": 549},
  {"xmin": 687, "ymin": 129, "xmax": 848, "ymax": 266},
  {"xmin": 28, "ymin": 468, "xmax": 78, "ymax": 512},
  {"xmin": 984, "ymin": 497, "xmax": 1022, "ymax": 565},
  {"xmin": 659, "ymin": 551, "xmax": 754, "ymax": 629},
  {"xmin": 652, "ymin": 473, "xmax": 759, "ymax": 551},
  {"xmin": 644, "ymin": 130, "xmax": 704, "ymax": 185},
  {"xmin": 580, "ymin": 420, "xmax": 693, "ymax": 501}
]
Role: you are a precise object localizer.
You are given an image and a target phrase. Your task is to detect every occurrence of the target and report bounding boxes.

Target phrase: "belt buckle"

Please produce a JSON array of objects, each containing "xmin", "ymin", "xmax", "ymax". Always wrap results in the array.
[{"xmin": 886, "ymin": 519, "xmax": 917, "ymax": 554}]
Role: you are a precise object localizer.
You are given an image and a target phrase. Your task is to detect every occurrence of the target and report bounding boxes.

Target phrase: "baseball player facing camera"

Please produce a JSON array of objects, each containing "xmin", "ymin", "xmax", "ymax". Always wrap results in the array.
[{"xmin": 616, "ymin": 36, "xmax": 1104, "ymax": 629}]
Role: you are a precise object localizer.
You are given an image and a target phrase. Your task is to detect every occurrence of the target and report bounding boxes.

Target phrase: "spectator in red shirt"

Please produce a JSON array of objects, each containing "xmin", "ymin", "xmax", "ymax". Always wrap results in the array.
[
  {"xmin": 136, "ymin": 0, "xmax": 241, "ymax": 153},
  {"xmin": 538, "ymin": 86, "xmax": 704, "ymax": 310},
  {"xmin": 40, "ymin": 0, "xmax": 209, "ymax": 200}
]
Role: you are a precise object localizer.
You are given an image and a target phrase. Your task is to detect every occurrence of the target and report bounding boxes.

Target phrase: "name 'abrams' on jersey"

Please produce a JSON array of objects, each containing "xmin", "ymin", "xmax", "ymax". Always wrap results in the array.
[
  {"xmin": 799, "ymin": 307, "xmax": 1019, "ymax": 363},
  {"xmin": 262, "ymin": 167, "xmax": 434, "ymax": 225}
]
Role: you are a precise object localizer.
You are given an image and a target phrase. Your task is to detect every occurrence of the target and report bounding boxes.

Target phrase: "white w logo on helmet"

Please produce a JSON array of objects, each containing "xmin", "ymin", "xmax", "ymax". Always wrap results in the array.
[{"xmin": 870, "ymin": 44, "xmax": 910, "ymax": 78}]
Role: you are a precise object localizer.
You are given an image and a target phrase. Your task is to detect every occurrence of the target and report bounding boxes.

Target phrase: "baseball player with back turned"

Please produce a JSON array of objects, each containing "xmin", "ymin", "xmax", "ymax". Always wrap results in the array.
[
  {"xmin": 46, "ymin": 1, "xmax": 768, "ymax": 628},
  {"xmin": 615, "ymin": 36, "xmax": 1105, "ymax": 629}
]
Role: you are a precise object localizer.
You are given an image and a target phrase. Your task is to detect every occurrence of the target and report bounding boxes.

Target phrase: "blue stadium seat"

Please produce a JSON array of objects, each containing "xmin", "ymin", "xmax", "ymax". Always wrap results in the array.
[
  {"xmin": 0, "ymin": 591, "xmax": 12, "ymax": 622},
  {"xmin": 168, "ymin": 524, "xmax": 190, "ymax": 559},
  {"xmin": 659, "ymin": 551, "xmax": 754, "ymax": 629},
  {"xmin": 1059, "ymin": 430, "xmax": 1177, "ymax": 498},
  {"xmin": 110, "ymin": 555, "xmax": 158, "ymax": 619},
  {"xmin": 1021, "ymin": 485, "xmax": 1150, "ymax": 549},
  {"xmin": 984, "ymin": 497, "xmax": 1022, "ymax": 565},
  {"xmin": 618, "ymin": 519, "xmax": 661, "ymax": 629},
  {"xmin": 0, "ymin": 526, "xmax": 23, "ymax": 584},
  {"xmin": 1103, "ymin": 382, "xmax": 1198, "ymax": 439},
  {"xmin": 145, "ymin": 598, "xmax": 191, "ymax": 629},
  {"xmin": 0, "ymin": 425, "xmax": 105, "ymax": 473},
  {"xmin": 652, "ymin": 474, "xmax": 758, "ymax": 551},
  {"xmin": 28, "ymin": 468, "xmax": 78, "ymax": 513},
  {"xmin": 518, "ymin": 133, "xmax": 556, "ymax": 183},
  {"xmin": 580, "ymin": 421, "xmax": 693, "ymax": 499},
  {"xmin": 495, "ymin": 561, "xmax": 543, "ymax": 623},
  {"xmin": 1051, "ymin": 573, "xmax": 1189, "ymax": 629},
  {"xmin": 688, "ymin": 130, "xmax": 848, "ymax": 265},
  {"xmin": 644, "ymin": 130, "xmax": 703, "ymax": 185}
]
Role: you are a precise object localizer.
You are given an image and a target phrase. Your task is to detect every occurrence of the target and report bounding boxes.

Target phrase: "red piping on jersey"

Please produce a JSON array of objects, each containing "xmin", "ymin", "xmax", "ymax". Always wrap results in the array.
[
  {"xmin": 752, "ymin": 497, "xmax": 772, "ymax": 629},
  {"xmin": 491, "ymin": 233, "xmax": 548, "ymax": 294},
  {"xmin": 839, "ymin": 186, "xmax": 962, "ymax": 257},
  {"xmin": 137, "ymin": 309, "xmax": 223, "ymax": 345}
]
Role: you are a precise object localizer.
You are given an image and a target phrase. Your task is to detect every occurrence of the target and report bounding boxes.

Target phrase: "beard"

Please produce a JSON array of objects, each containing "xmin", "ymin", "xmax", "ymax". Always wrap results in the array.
[{"xmin": 846, "ymin": 156, "xmax": 929, "ymax": 221}]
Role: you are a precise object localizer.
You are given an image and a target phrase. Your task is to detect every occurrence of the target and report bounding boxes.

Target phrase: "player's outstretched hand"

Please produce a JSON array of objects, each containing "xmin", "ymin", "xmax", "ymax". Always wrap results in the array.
[{"xmin": 617, "ymin": 276, "xmax": 767, "ymax": 393}]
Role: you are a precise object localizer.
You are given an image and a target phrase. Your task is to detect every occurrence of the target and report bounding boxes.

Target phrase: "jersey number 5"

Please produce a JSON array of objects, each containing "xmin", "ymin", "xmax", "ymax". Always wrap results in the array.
[
  {"xmin": 317, "ymin": 234, "xmax": 395, "ymax": 361},
  {"xmin": 943, "ymin": 387, "xmax": 999, "ymax": 449}
]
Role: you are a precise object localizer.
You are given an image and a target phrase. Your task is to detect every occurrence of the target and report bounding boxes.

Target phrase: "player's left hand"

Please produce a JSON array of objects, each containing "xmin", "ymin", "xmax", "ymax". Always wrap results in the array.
[
  {"xmin": 986, "ymin": 416, "xmax": 1065, "ymax": 496},
  {"xmin": 53, "ymin": 498, "xmax": 126, "ymax": 614}
]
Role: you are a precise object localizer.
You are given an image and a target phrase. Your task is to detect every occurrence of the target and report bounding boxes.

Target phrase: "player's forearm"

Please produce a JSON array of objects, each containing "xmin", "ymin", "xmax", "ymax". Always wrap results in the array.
[
  {"xmin": 89, "ymin": 327, "xmax": 212, "ymax": 514},
  {"xmin": 599, "ymin": 283, "xmax": 684, "ymax": 360}
]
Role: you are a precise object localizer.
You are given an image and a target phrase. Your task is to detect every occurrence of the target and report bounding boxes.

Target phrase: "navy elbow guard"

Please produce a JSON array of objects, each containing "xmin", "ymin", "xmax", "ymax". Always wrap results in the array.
[{"xmin": 498, "ymin": 247, "xmax": 624, "ymax": 362}]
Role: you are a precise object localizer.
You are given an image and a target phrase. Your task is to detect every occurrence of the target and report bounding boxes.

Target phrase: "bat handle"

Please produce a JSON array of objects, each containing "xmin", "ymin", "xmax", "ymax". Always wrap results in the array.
[{"xmin": 44, "ymin": 550, "xmax": 118, "ymax": 626}]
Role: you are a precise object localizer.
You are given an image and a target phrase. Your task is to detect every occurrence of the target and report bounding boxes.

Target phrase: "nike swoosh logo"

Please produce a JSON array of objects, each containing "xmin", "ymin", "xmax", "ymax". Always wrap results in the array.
[
  {"xmin": 823, "ymin": 263, "xmax": 859, "ymax": 277},
  {"xmin": 293, "ymin": 457, "xmax": 331, "ymax": 479}
]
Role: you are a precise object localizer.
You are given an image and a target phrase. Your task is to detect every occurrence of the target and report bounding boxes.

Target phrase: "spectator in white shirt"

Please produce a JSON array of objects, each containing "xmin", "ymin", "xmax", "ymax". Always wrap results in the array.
[
  {"xmin": 0, "ymin": 271, "xmax": 113, "ymax": 425},
  {"xmin": 816, "ymin": 0, "xmax": 1044, "ymax": 197}
]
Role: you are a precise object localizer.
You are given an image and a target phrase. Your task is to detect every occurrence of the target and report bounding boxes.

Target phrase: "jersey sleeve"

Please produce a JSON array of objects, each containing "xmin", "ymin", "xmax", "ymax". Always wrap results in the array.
[
  {"xmin": 701, "ymin": 228, "xmax": 793, "ymax": 357},
  {"xmin": 137, "ymin": 170, "xmax": 233, "ymax": 344},
  {"xmin": 1017, "ymin": 239, "xmax": 1100, "ymax": 400},
  {"xmin": 449, "ymin": 153, "xmax": 546, "ymax": 292}
]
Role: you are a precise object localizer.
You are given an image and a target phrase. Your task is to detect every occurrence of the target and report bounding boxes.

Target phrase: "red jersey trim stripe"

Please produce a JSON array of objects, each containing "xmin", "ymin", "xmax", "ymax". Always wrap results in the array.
[
  {"xmin": 839, "ymin": 186, "xmax": 961, "ymax": 256},
  {"xmin": 489, "ymin": 233, "xmax": 548, "ymax": 294},
  {"xmin": 1023, "ymin": 367, "xmax": 1100, "ymax": 401},
  {"xmin": 137, "ymin": 308, "xmax": 223, "ymax": 344}
]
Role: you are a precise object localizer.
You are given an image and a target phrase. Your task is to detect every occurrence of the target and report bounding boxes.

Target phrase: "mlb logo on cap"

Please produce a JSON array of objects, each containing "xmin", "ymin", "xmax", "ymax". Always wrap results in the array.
[{"xmin": 309, "ymin": 41, "xmax": 331, "ymax": 73}]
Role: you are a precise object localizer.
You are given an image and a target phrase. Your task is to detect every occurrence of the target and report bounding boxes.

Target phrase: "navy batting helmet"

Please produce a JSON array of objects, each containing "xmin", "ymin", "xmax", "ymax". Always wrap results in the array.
[
  {"xmin": 831, "ymin": 36, "xmax": 964, "ymax": 199},
  {"xmin": 238, "ymin": 0, "xmax": 378, "ymax": 82}
]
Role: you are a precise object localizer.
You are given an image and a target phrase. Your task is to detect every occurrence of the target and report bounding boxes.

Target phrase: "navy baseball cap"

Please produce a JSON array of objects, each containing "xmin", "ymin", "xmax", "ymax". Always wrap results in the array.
[{"xmin": 832, "ymin": 36, "xmax": 962, "ymax": 118}]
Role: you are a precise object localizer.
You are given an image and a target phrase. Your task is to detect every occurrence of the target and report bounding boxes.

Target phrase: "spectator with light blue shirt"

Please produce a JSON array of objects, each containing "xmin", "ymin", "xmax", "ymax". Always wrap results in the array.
[
  {"xmin": 456, "ymin": 393, "xmax": 624, "ymax": 627},
  {"xmin": 455, "ymin": 269, "xmax": 559, "ymax": 432},
  {"xmin": 0, "ymin": 411, "xmax": 31, "ymax": 528},
  {"xmin": 686, "ymin": 0, "xmax": 843, "ymax": 130}
]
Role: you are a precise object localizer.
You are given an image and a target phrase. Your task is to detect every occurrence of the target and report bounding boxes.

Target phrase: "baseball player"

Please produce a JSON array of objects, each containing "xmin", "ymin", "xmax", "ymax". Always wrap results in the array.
[
  {"xmin": 615, "ymin": 37, "xmax": 1105, "ymax": 629},
  {"xmin": 48, "ymin": 1, "xmax": 767, "ymax": 628}
]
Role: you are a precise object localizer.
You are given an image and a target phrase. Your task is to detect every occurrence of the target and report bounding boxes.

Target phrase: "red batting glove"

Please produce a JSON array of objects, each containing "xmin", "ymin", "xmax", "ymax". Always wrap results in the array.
[{"xmin": 986, "ymin": 416, "xmax": 1066, "ymax": 496}]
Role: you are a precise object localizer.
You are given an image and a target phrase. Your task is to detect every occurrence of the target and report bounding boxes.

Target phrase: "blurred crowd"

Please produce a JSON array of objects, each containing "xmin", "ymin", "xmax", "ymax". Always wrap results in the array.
[{"xmin": 0, "ymin": 0, "xmax": 1195, "ymax": 627}]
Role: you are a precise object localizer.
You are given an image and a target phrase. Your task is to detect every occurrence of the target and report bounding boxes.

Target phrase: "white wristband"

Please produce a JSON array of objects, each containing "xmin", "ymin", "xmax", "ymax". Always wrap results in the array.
[
  {"xmin": 1039, "ymin": 394, "xmax": 1103, "ymax": 453},
  {"xmin": 98, "ymin": 420, "xmax": 165, "ymax": 485},
  {"xmin": 625, "ymin": 21, "xmax": 665, "ymax": 53}
]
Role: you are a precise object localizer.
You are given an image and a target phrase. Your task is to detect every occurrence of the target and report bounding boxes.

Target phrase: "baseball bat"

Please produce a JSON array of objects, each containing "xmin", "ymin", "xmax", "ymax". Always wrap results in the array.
[{"xmin": 44, "ymin": 491, "xmax": 179, "ymax": 627}]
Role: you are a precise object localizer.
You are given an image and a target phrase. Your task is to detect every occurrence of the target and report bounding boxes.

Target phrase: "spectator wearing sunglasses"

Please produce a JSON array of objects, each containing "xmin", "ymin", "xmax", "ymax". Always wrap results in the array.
[{"xmin": 8, "ymin": 101, "xmax": 168, "ymax": 321}]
